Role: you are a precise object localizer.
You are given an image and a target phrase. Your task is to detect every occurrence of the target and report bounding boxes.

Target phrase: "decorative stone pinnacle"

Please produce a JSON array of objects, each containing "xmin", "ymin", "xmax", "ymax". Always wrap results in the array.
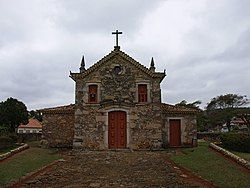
[
  {"xmin": 149, "ymin": 57, "xmax": 155, "ymax": 72},
  {"xmin": 150, "ymin": 57, "xmax": 155, "ymax": 67},
  {"xmin": 80, "ymin": 55, "xmax": 86, "ymax": 73}
]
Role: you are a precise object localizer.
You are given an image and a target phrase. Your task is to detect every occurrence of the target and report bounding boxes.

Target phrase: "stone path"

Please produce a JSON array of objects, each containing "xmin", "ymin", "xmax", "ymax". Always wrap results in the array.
[{"xmin": 22, "ymin": 151, "xmax": 197, "ymax": 188}]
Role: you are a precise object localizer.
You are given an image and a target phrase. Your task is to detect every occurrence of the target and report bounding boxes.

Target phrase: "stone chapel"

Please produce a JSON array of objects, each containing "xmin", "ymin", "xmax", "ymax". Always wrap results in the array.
[{"xmin": 41, "ymin": 31, "xmax": 198, "ymax": 150}]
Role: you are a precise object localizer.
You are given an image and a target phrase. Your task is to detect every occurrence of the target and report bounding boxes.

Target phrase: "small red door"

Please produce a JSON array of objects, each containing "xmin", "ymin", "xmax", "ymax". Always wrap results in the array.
[
  {"xmin": 169, "ymin": 119, "xmax": 181, "ymax": 147},
  {"xmin": 108, "ymin": 111, "xmax": 127, "ymax": 149}
]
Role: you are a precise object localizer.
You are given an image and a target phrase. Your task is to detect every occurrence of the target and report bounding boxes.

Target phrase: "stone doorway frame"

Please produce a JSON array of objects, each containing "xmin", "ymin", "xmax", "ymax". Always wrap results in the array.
[
  {"xmin": 166, "ymin": 117, "xmax": 183, "ymax": 147},
  {"xmin": 104, "ymin": 108, "xmax": 130, "ymax": 149}
]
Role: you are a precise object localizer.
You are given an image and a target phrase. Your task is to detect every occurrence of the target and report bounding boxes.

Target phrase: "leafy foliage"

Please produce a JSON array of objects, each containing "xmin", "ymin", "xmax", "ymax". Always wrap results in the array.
[
  {"xmin": 175, "ymin": 100, "xmax": 202, "ymax": 110},
  {"xmin": 175, "ymin": 100, "xmax": 206, "ymax": 131},
  {"xmin": 220, "ymin": 133, "xmax": 250, "ymax": 153},
  {"xmin": 206, "ymin": 94, "xmax": 249, "ymax": 110},
  {"xmin": 0, "ymin": 136, "xmax": 13, "ymax": 149},
  {"xmin": 205, "ymin": 94, "xmax": 249, "ymax": 130},
  {"xmin": 0, "ymin": 97, "xmax": 28, "ymax": 133},
  {"xmin": 176, "ymin": 94, "xmax": 250, "ymax": 131},
  {"xmin": 29, "ymin": 110, "xmax": 43, "ymax": 122}
]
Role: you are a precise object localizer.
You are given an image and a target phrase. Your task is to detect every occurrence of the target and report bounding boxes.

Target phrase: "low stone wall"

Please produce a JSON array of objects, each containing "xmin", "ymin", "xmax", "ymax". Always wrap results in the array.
[
  {"xmin": 209, "ymin": 143, "xmax": 250, "ymax": 170},
  {"xmin": 42, "ymin": 113, "xmax": 75, "ymax": 147},
  {"xmin": 0, "ymin": 144, "xmax": 29, "ymax": 161}
]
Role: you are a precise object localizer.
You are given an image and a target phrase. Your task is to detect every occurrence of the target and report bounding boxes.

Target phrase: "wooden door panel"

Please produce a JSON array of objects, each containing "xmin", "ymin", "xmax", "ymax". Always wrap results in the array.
[
  {"xmin": 108, "ymin": 111, "xmax": 126, "ymax": 149},
  {"xmin": 169, "ymin": 119, "xmax": 181, "ymax": 147}
]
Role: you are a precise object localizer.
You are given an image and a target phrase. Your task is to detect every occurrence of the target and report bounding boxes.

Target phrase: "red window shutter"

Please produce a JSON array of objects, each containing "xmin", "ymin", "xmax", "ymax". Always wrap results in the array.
[
  {"xmin": 138, "ymin": 84, "xmax": 147, "ymax": 102},
  {"xmin": 88, "ymin": 85, "xmax": 98, "ymax": 103}
]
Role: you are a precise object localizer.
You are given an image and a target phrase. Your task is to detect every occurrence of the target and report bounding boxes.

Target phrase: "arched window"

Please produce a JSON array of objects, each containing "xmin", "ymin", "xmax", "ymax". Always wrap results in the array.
[{"xmin": 88, "ymin": 85, "xmax": 98, "ymax": 103}]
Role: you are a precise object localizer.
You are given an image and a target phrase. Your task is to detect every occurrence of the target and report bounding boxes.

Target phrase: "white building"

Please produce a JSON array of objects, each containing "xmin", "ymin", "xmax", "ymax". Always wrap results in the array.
[{"xmin": 17, "ymin": 118, "xmax": 42, "ymax": 134}]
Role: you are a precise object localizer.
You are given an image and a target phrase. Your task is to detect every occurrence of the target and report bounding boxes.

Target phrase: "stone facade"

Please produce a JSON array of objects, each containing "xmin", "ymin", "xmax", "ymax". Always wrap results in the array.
[
  {"xmin": 41, "ymin": 47, "xmax": 198, "ymax": 149},
  {"xmin": 41, "ymin": 105, "xmax": 75, "ymax": 147}
]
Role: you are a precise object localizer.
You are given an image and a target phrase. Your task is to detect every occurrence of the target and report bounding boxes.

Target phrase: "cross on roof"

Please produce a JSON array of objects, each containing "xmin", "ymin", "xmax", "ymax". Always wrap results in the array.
[{"xmin": 112, "ymin": 30, "xmax": 122, "ymax": 49}]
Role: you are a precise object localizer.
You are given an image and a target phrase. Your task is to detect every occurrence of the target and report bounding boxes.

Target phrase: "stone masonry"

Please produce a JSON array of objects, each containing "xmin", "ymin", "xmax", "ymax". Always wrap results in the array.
[
  {"xmin": 41, "ymin": 105, "xmax": 75, "ymax": 147},
  {"xmin": 41, "ymin": 47, "xmax": 198, "ymax": 149}
]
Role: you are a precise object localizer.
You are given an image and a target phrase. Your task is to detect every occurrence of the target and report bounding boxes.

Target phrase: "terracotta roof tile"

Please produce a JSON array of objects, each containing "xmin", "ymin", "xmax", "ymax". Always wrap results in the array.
[
  {"xmin": 39, "ymin": 104, "xmax": 75, "ymax": 114},
  {"xmin": 19, "ymin": 118, "xmax": 42, "ymax": 129},
  {"xmin": 161, "ymin": 103, "xmax": 198, "ymax": 114}
]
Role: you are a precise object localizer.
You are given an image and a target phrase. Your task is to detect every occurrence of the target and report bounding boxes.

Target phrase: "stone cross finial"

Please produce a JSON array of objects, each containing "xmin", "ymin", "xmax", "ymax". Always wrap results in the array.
[
  {"xmin": 112, "ymin": 30, "xmax": 122, "ymax": 50},
  {"xmin": 80, "ymin": 55, "xmax": 86, "ymax": 73},
  {"xmin": 149, "ymin": 57, "xmax": 155, "ymax": 72}
]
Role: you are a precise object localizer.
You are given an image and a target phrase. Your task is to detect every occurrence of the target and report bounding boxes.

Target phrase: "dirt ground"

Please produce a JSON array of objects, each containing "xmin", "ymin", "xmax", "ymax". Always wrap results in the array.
[{"xmin": 17, "ymin": 150, "xmax": 202, "ymax": 188}]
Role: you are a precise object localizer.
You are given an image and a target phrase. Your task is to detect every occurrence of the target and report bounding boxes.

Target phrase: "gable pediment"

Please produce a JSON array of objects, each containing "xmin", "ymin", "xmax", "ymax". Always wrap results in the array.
[{"xmin": 70, "ymin": 49, "xmax": 166, "ymax": 82}]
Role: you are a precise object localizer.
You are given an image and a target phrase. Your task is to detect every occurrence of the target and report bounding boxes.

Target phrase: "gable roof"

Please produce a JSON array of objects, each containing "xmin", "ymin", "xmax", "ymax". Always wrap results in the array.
[
  {"xmin": 39, "ymin": 104, "xmax": 75, "ymax": 114},
  {"xmin": 70, "ymin": 48, "xmax": 166, "ymax": 81},
  {"xmin": 18, "ymin": 118, "xmax": 42, "ymax": 129},
  {"xmin": 161, "ymin": 103, "xmax": 198, "ymax": 115}
]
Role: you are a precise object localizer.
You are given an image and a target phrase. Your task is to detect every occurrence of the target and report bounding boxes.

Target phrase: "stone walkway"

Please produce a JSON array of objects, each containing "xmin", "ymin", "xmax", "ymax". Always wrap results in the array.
[{"xmin": 22, "ymin": 151, "xmax": 196, "ymax": 188}]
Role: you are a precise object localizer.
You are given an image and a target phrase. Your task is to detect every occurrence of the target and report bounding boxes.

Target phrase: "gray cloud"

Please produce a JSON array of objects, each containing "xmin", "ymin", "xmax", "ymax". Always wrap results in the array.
[{"xmin": 0, "ymin": 0, "xmax": 249, "ymax": 110}]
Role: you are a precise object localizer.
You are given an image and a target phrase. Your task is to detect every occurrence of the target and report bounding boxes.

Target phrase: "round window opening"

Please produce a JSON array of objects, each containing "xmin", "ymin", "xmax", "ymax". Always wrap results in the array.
[{"xmin": 114, "ymin": 66, "xmax": 122, "ymax": 75}]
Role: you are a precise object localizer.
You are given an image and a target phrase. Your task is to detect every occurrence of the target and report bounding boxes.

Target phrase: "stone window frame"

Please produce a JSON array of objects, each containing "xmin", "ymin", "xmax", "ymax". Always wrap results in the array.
[
  {"xmin": 135, "ymin": 82, "xmax": 151, "ymax": 104},
  {"xmin": 166, "ymin": 117, "xmax": 183, "ymax": 145},
  {"xmin": 86, "ymin": 83, "xmax": 101, "ymax": 104}
]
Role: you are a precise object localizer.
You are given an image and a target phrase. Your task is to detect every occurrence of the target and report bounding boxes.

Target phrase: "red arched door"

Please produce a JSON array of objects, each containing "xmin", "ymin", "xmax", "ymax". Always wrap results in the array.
[
  {"xmin": 108, "ymin": 111, "xmax": 127, "ymax": 149},
  {"xmin": 169, "ymin": 119, "xmax": 181, "ymax": 147}
]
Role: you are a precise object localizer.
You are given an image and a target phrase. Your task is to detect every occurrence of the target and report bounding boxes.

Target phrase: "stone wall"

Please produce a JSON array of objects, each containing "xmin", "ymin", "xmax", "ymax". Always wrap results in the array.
[
  {"xmin": 130, "ymin": 104, "xmax": 163, "ymax": 149},
  {"xmin": 74, "ymin": 106, "xmax": 106, "ymax": 149},
  {"xmin": 163, "ymin": 114, "xmax": 197, "ymax": 147},
  {"xmin": 71, "ymin": 50, "xmax": 196, "ymax": 150},
  {"xmin": 73, "ymin": 104, "xmax": 164, "ymax": 150},
  {"xmin": 42, "ymin": 113, "xmax": 75, "ymax": 147},
  {"xmin": 73, "ymin": 52, "xmax": 165, "ymax": 150}
]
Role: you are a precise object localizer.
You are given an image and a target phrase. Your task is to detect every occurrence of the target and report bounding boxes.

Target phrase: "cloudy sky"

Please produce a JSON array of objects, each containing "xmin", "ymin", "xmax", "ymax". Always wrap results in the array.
[{"xmin": 0, "ymin": 0, "xmax": 249, "ymax": 110}]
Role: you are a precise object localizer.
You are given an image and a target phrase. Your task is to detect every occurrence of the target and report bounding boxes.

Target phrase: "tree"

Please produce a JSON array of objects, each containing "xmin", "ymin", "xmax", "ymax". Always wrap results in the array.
[
  {"xmin": 175, "ymin": 100, "xmax": 202, "ymax": 110},
  {"xmin": 0, "ymin": 97, "xmax": 28, "ymax": 133},
  {"xmin": 235, "ymin": 108, "xmax": 250, "ymax": 129},
  {"xmin": 206, "ymin": 94, "xmax": 249, "ymax": 110},
  {"xmin": 29, "ymin": 110, "xmax": 43, "ymax": 122},
  {"xmin": 206, "ymin": 94, "xmax": 249, "ymax": 130},
  {"xmin": 175, "ymin": 100, "xmax": 206, "ymax": 131}
]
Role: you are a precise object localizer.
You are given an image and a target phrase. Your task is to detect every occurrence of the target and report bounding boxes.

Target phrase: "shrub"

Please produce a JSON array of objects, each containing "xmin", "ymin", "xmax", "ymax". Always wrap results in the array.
[
  {"xmin": 220, "ymin": 133, "xmax": 250, "ymax": 153},
  {"xmin": 0, "ymin": 124, "xmax": 10, "ymax": 136},
  {"xmin": 0, "ymin": 136, "xmax": 14, "ymax": 150}
]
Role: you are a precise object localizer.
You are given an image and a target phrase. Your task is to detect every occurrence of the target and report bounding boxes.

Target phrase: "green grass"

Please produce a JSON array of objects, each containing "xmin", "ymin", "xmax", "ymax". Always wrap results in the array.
[
  {"xmin": 0, "ymin": 144, "xmax": 19, "ymax": 155},
  {"xmin": 171, "ymin": 141, "xmax": 250, "ymax": 188},
  {"xmin": 0, "ymin": 145, "xmax": 60, "ymax": 186},
  {"xmin": 230, "ymin": 150, "xmax": 250, "ymax": 162}
]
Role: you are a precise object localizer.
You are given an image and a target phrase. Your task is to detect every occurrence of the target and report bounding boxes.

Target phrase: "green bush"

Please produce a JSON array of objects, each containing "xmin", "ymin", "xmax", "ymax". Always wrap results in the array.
[
  {"xmin": 220, "ymin": 133, "xmax": 250, "ymax": 153},
  {"xmin": 0, "ymin": 136, "xmax": 14, "ymax": 150},
  {"xmin": 0, "ymin": 124, "xmax": 10, "ymax": 136}
]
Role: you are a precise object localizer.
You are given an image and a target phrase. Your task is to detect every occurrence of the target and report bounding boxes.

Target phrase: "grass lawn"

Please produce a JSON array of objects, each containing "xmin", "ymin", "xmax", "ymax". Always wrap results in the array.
[
  {"xmin": 171, "ymin": 141, "xmax": 250, "ymax": 188},
  {"xmin": 230, "ymin": 150, "xmax": 250, "ymax": 162},
  {"xmin": 0, "ymin": 144, "xmax": 20, "ymax": 155},
  {"xmin": 0, "ymin": 143, "xmax": 60, "ymax": 186}
]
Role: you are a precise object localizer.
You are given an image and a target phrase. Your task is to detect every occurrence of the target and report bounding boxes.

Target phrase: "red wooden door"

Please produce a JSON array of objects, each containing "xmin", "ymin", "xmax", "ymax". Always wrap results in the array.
[
  {"xmin": 108, "ymin": 111, "xmax": 127, "ymax": 149},
  {"xmin": 169, "ymin": 119, "xmax": 181, "ymax": 147}
]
